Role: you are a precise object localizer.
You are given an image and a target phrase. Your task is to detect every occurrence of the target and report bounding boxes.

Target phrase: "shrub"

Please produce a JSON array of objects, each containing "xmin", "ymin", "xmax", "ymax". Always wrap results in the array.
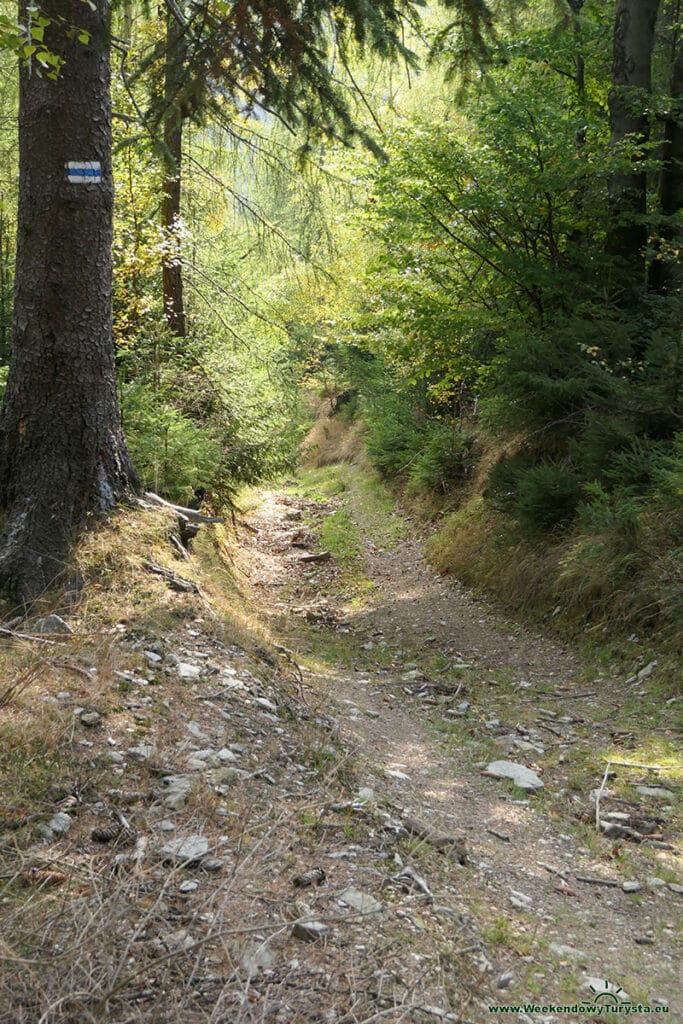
[{"xmin": 407, "ymin": 425, "xmax": 474, "ymax": 494}]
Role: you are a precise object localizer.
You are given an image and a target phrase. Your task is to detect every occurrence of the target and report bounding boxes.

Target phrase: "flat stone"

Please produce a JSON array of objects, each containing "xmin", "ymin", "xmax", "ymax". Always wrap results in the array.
[
  {"xmin": 549, "ymin": 944, "xmax": 586, "ymax": 960},
  {"xmin": 338, "ymin": 887, "xmax": 383, "ymax": 914},
  {"xmin": 186, "ymin": 720, "xmax": 210, "ymax": 742},
  {"xmin": 217, "ymin": 747, "xmax": 239, "ymax": 762},
  {"xmin": 636, "ymin": 785, "xmax": 674, "ymax": 799},
  {"xmin": 485, "ymin": 760, "xmax": 544, "ymax": 791},
  {"xmin": 202, "ymin": 858, "xmax": 224, "ymax": 873},
  {"xmin": 292, "ymin": 920, "xmax": 330, "ymax": 942},
  {"xmin": 254, "ymin": 696, "xmax": 277, "ymax": 712},
  {"xmin": 241, "ymin": 942, "xmax": 276, "ymax": 977},
  {"xmin": 161, "ymin": 774, "xmax": 193, "ymax": 810},
  {"xmin": 47, "ymin": 812, "xmax": 72, "ymax": 835},
  {"xmin": 622, "ymin": 881, "xmax": 642, "ymax": 893},
  {"xmin": 209, "ymin": 766, "xmax": 242, "ymax": 786},
  {"xmin": 160, "ymin": 820, "xmax": 175, "ymax": 832},
  {"xmin": 668, "ymin": 883, "xmax": 683, "ymax": 895},
  {"xmin": 158, "ymin": 835, "xmax": 209, "ymax": 865},
  {"xmin": 356, "ymin": 787, "xmax": 375, "ymax": 803},
  {"xmin": 33, "ymin": 615, "xmax": 73, "ymax": 635},
  {"xmin": 80, "ymin": 710, "xmax": 101, "ymax": 727},
  {"xmin": 179, "ymin": 880, "xmax": 199, "ymax": 894},
  {"xmin": 35, "ymin": 823, "xmax": 55, "ymax": 842},
  {"xmin": 144, "ymin": 650, "xmax": 162, "ymax": 664},
  {"xmin": 128, "ymin": 743, "xmax": 155, "ymax": 762},
  {"xmin": 177, "ymin": 663, "xmax": 201, "ymax": 681},
  {"xmin": 581, "ymin": 978, "xmax": 630, "ymax": 1002}
]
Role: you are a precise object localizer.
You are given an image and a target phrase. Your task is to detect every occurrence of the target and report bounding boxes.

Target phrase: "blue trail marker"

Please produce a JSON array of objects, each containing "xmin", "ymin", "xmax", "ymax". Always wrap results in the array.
[{"xmin": 66, "ymin": 161, "xmax": 102, "ymax": 184}]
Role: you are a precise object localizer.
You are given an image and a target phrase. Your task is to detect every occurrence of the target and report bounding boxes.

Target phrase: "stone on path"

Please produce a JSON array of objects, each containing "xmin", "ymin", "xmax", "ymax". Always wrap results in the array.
[
  {"xmin": 161, "ymin": 774, "xmax": 193, "ymax": 810},
  {"xmin": 338, "ymin": 887, "xmax": 383, "ymax": 914},
  {"xmin": 33, "ymin": 615, "xmax": 73, "ymax": 635},
  {"xmin": 292, "ymin": 920, "xmax": 330, "ymax": 942},
  {"xmin": 485, "ymin": 760, "xmax": 544, "ymax": 791},
  {"xmin": 176, "ymin": 663, "xmax": 201, "ymax": 681},
  {"xmin": 158, "ymin": 835, "xmax": 209, "ymax": 865}
]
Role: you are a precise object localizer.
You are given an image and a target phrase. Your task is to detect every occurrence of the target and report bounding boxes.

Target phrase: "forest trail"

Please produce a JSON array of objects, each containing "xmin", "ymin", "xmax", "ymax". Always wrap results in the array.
[{"xmin": 237, "ymin": 466, "xmax": 682, "ymax": 1021}]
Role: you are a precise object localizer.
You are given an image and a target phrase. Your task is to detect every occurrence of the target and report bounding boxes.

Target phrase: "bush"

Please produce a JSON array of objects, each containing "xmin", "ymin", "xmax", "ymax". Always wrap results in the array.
[
  {"xmin": 121, "ymin": 382, "xmax": 222, "ymax": 504},
  {"xmin": 487, "ymin": 455, "xmax": 582, "ymax": 532},
  {"xmin": 407, "ymin": 426, "xmax": 474, "ymax": 495}
]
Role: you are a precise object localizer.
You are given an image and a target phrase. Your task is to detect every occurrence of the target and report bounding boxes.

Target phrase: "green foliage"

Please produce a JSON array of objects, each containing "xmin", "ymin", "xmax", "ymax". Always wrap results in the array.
[
  {"xmin": 406, "ymin": 424, "xmax": 474, "ymax": 495},
  {"xmin": 121, "ymin": 381, "xmax": 222, "ymax": 503}
]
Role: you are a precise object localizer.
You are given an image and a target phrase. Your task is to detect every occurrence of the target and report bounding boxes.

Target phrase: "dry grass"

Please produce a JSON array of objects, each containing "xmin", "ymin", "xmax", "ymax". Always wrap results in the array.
[{"xmin": 0, "ymin": 508, "xmax": 485, "ymax": 1024}]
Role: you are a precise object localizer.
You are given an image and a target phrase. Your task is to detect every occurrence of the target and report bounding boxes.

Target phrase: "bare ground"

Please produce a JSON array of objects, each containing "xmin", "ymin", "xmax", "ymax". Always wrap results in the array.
[
  {"xmin": 236, "ymin": 476, "xmax": 682, "ymax": 1022},
  {"xmin": 0, "ymin": 476, "xmax": 680, "ymax": 1024}
]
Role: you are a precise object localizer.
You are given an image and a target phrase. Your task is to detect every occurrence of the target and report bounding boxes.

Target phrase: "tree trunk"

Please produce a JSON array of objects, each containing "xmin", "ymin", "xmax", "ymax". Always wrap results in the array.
[
  {"xmin": 607, "ymin": 0, "xmax": 660, "ymax": 268},
  {"xmin": 649, "ymin": 38, "xmax": 683, "ymax": 293},
  {"xmin": 161, "ymin": 6, "xmax": 186, "ymax": 337},
  {"xmin": 0, "ymin": 0, "xmax": 138, "ymax": 603}
]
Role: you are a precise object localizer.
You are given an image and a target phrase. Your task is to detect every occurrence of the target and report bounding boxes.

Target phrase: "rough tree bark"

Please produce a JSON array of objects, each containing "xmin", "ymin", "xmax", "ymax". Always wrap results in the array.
[
  {"xmin": 607, "ymin": 0, "xmax": 660, "ymax": 268},
  {"xmin": 650, "ymin": 37, "xmax": 683, "ymax": 293},
  {"xmin": 0, "ymin": 0, "xmax": 138, "ymax": 602},
  {"xmin": 160, "ymin": 4, "xmax": 186, "ymax": 337}
]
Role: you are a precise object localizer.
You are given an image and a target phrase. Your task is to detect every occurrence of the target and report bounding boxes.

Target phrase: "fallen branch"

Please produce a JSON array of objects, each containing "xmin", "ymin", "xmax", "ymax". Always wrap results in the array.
[
  {"xmin": 402, "ymin": 815, "xmax": 468, "ymax": 864},
  {"xmin": 485, "ymin": 828, "xmax": 510, "ymax": 843},
  {"xmin": 575, "ymin": 875, "xmax": 620, "ymax": 888},
  {"xmin": 143, "ymin": 491, "xmax": 224, "ymax": 524},
  {"xmin": 297, "ymin": 550, "xmax": 332, "ymax": 564},
  {"xmin": 595, "ymin": 761, "xmax": 612, "ymax": 830},
  {"xmin": 143, "ymin": 561, "xmax": 199, "ymax": 594},
  {"xmin": 0, "ymin": 627, "xmax": 58, "ymax": 645}
]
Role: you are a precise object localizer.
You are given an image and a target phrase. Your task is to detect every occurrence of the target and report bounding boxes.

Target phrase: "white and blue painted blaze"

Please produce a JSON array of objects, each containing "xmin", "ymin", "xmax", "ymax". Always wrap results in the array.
[{"xmin": 66, "ymin": 161, "xmax": 102, "ymax": 184}]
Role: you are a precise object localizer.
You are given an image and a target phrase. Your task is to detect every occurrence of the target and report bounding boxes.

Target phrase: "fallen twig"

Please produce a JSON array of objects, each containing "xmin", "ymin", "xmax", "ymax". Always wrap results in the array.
[
  {"xmin": 485, "ymin": 828, "xmax": 510, "ymax": 843},
  {"xmin": 575, "ymin": 875, "xmax": 620, "ymax": 888},
  {"xmin": 143, "ymin": 491, "xmax": 224, "ymax": 524}
]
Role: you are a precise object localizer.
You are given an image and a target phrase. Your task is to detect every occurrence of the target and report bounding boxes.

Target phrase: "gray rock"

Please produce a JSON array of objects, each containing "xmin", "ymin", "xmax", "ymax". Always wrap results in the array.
[
  {"xmin": 356, "ymin": 787, "xmax": 375, "ymax": 803},
  {"xmin": 35, "ymin": 823, "xmax": 55, "ymax": 842},
  {"xmin": 549, "ymin": 943, "xmax": 586, "ymax": 961},
  {"xmin": 667, "ymin": 883, "xmax": 683, "ymax": 895},
  {"xmin": 107, "ymin": 751, "xmax": 125, "ymax": 764},
  {"xmin": 581, "ymin": 978, "xmax": 630, "ymax": 1001},
  {"xmin": 158, "ymin": 835, "xmax": 209, "ymax": 865},
  {"xmin": 636, "ymin": 785, "xmax": 674, "ymax": 799},
  {"xmin": 144, "ymin": 650, "xmax": 162, "ymax": 664},
  {"xmin": 161, "ymin": 774, "xmax": 193, "ymax": 810},
  {"xmin": 218, "ymin": 747, "xmax": 239, "ymax": 763},
  {"xmin": 254, "ymin": 696, "xmax": 277, "ymax": 712},
  {"xmin": 622, "ymin": 881, "xmax": 642, "ymax": 893},
  {"xmin": 496, "ymin": 971, "xmax": 515, "ymax": 989},
  {"xmin": 485, "ymin": 760, "xmax": 544, "ymax": 791},
  {"xmin": 202, "ymin": 858, "xmax": 224, "ymax": 872},
  {"xmin": 338, "ymin": 887, "xmax": 383, "ymax": 914},
  {"xmin": 79, "ymin": 710, "xmax": 101, "ymax": 727},
  {"xmin": 292, "ymin": 920, "xmax": 330, "ymax": 942},
  {"xmin": 646, "ymin": 876, "xmax": 667, "ymax": 889},
  {"xmin": 209, "ymin": 766, "xmax": 242, "ymax": 786},
  {"xmin": 241, "ymin": 942, "xmax": 276, "ymax": 977},
  {"xmin": 159, "ymin": 820, "xmax": 175, "ymax": 832},
  {"xmin": 186, "ymin": 720, "xmax": 209, "ymax": 742},
  {"xmin": 128, "ymin": 743, "xmax": 155, "ymax": 762},
  {"xmin": 177, "ymin": 663, "xmax": 201, "ymax": 681},
  {"xmin": 48, "ymin": 812, "xmax": 73, "ymax": 835},
  {"xmin": 33, "ymin": 615, "xmax": 73, "ymax": 635},
  {"xmin": 637, "ymin": 660, "xmax": 657, "ymax": 681},
  {"xmin": 179, "ymin": 880, "xmax": 199, "ymax": 894}
]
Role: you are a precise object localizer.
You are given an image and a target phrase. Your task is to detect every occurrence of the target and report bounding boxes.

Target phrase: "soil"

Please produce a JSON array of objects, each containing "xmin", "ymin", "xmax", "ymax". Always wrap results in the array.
[
  {"xmin": 2, "ymin": 474, "xmax": 680, "ymax": 1024},
  {"xmin": 236, "ymin": 480, "xmax": 682, "ymax": 1022}
]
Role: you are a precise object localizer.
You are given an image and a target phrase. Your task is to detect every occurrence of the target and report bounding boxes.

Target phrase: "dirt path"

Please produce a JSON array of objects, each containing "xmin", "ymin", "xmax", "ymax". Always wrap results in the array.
[{"xmin": 239, "ymin": 477, "xmax": 682, "ymax": 1022}]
